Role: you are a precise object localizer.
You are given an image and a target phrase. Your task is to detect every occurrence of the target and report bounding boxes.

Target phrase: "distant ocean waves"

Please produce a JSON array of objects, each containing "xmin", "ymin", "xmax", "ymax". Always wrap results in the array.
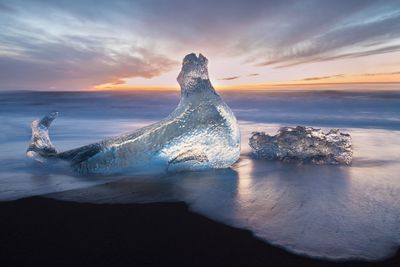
[{"xmin": 1, "ymin": 90, "xmax": 399, "ymax": 129}]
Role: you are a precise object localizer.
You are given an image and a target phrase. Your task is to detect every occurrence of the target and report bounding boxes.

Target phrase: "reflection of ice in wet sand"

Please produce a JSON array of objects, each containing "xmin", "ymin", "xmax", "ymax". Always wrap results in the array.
[{"xmin": 167, "ymin": 127, "xmax": 400, "ymax": 260}]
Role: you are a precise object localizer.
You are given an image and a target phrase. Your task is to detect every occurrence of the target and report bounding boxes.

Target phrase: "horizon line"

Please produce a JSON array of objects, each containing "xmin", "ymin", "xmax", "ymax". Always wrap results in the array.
[
  {"xmin": 92, "ymin": 81, "xmax": 400, "ymax": 91},
  {"xmin": 1, "ymin": 81, "xmax": 399, "ymax": 93}
]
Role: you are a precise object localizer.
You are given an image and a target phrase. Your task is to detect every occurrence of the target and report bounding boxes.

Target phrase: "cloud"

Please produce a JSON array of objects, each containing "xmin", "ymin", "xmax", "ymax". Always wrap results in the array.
[
  {"xmin": 301, "ymin": 74, "xmax": 344, "ymax": 81},
  {"xmin": 296, "ymin": 71, "xmax": 400, "ymax": 83},
  {"xmin": 218, "ymin": 73, "xmax": 259, "ymax": 81},
  {"xmin": 271, "ymin": 45, "xmax": 400, "ymax": 68},
  {"xmin": 256, "ymin": 10, "xmax": 400, "ymax": 67},
  {"xmin": 362, "ymin": 71, "xmax": 400, "ymax": 76},
  {"xmin": 0, "ymin": 2, "xmax": 15, "ymax": 12},
  {"xmin": 0, "ymin": 35, "xmax": 178, "ymax": 90},
  {"xmin": 1, "ymin": 0, "xmax": 400, "ymax": 90},
  {"xmin": 218, "ymin": 76, "xmax": 241, "ymax": 81}
]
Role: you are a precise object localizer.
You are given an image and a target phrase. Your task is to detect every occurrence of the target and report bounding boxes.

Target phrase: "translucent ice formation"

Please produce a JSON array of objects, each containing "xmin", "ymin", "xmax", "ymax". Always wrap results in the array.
[
  {"xmin": 26, "ymin": 111, "xmax": 59, "ymax": 163},
  {"xmin": 27, "ymin": 53, "xmax": 241, "ymax": 174},
  {"xmin": 249, "ymin": 126, "xmax": 352, "ymax": 164}
]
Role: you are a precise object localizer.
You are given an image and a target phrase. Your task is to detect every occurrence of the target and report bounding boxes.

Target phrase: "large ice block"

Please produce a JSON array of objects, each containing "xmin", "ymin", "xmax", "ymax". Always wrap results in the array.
[{"xmin": 27, "ymin": 53, "xmax": 241, "ymax": 174}]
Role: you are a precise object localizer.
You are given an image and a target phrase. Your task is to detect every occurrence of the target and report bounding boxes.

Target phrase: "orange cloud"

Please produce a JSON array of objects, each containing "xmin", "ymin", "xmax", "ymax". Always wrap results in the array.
[
  {"xmin": 301, "ymin": 74, "xmax": 344, "ymax": 81},
  {"xmin": 218, "ymin": 76, "xmax": 241, "ymax": 81}
]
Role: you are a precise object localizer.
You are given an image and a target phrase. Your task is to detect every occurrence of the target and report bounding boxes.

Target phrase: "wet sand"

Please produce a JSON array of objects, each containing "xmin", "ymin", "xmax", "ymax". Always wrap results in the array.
[{"xmin": 0, "ymin": 197, "xmax": 399, "ymax": 267}]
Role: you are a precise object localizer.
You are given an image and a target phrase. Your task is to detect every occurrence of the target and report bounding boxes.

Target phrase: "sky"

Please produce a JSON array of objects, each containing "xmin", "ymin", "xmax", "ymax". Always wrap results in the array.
[{"xmin": 0, "ymin": 0, "xmax": 399, "ymax": 91}]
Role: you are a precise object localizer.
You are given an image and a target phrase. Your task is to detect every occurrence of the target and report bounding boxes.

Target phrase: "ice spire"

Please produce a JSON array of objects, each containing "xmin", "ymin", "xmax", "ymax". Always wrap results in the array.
[{"xmin": 177, "ymin": 53, "xmax": 215, "ymax": 97}]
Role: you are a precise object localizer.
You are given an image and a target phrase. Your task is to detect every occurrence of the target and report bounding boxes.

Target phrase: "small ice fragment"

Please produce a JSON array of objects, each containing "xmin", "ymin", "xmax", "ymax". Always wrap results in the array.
[{"xmin": 249, "ymin": 126, "xmax": 352, "ymax": 165}]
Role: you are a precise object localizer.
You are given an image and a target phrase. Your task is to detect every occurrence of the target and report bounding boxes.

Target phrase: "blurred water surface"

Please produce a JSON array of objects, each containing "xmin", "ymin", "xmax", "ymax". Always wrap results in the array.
[{"xmin": 1, "ymin": 90, "xmax": 400, "ymax": 260}]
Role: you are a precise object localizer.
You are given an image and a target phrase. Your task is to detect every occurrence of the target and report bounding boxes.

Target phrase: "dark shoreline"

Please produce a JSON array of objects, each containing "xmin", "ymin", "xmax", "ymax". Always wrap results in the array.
[{"xmin": 0, "ymin": 197, "xmax": 398, "ymax": 267}]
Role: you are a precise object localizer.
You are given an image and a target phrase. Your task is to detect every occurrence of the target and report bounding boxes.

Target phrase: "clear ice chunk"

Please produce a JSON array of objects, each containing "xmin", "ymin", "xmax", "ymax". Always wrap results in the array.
[
  {"xmin": 27, "ymin": 53, "xmax": 241, "ymax": 174},
  {"xmin": 249, "ymin": 126, "xmax": 352, "ymax": 165},
  {"xmin": 27, "ymin": 111, "xmax": 59, "ymax": 163}
]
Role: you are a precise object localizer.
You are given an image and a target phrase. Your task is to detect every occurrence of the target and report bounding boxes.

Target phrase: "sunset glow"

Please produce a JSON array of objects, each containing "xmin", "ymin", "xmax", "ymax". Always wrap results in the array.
[{"xmin": 0, "ymin": 0, "xmax": 399, "ymax": 91}]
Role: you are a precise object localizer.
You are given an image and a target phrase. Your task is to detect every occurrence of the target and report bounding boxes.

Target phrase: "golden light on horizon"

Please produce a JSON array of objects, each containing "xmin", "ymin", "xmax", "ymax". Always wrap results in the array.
[{"xmin": 93, "ymin": 70, "xmax": 400, "ymax": 92}]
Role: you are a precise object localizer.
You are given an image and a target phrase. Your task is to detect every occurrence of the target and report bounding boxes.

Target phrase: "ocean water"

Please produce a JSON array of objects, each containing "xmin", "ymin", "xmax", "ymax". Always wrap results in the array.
[{"xmin": 1, "ymin": 90, "xmax": 400, "ymax": 261}]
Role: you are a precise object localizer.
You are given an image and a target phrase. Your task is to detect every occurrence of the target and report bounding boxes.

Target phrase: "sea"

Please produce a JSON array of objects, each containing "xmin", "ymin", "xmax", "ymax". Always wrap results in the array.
[{"xmin": 1, "ymin": 89, "xmax": 400, "ymax": 261}]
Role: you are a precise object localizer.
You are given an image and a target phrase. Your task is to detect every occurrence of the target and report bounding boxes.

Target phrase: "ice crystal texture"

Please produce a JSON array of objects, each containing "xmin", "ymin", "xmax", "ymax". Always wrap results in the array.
[
  {"xmin": 27, "ymin": 53, "xmax": 241, "ymax": 174},
  {"xmin": 26, "ymin": 111, "xmax": 59, "ymax": 162},
  {"xmin": 249, "ymin": 126, "xmax": 352, "ymax": 164}
]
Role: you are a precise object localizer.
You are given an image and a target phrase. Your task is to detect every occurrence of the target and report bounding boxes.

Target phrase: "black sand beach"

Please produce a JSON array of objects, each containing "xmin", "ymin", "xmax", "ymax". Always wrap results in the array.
[{"xmin": 0, "ymin": 197, "xmax": 398, "ymax": 267}]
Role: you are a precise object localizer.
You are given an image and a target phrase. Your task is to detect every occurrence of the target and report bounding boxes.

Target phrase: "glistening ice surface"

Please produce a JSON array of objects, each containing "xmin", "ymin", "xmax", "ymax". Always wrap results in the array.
[
  {"xmin": 249, "ymin": 126, "xmax": 353, "ymax": 164},
  {"xmin": 1, "ymin": 90, "xmax": 400, "ymax": 261},
  {"xmin": 26, "ymin": 54, "xmax": 240, "ymax": 174}
]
